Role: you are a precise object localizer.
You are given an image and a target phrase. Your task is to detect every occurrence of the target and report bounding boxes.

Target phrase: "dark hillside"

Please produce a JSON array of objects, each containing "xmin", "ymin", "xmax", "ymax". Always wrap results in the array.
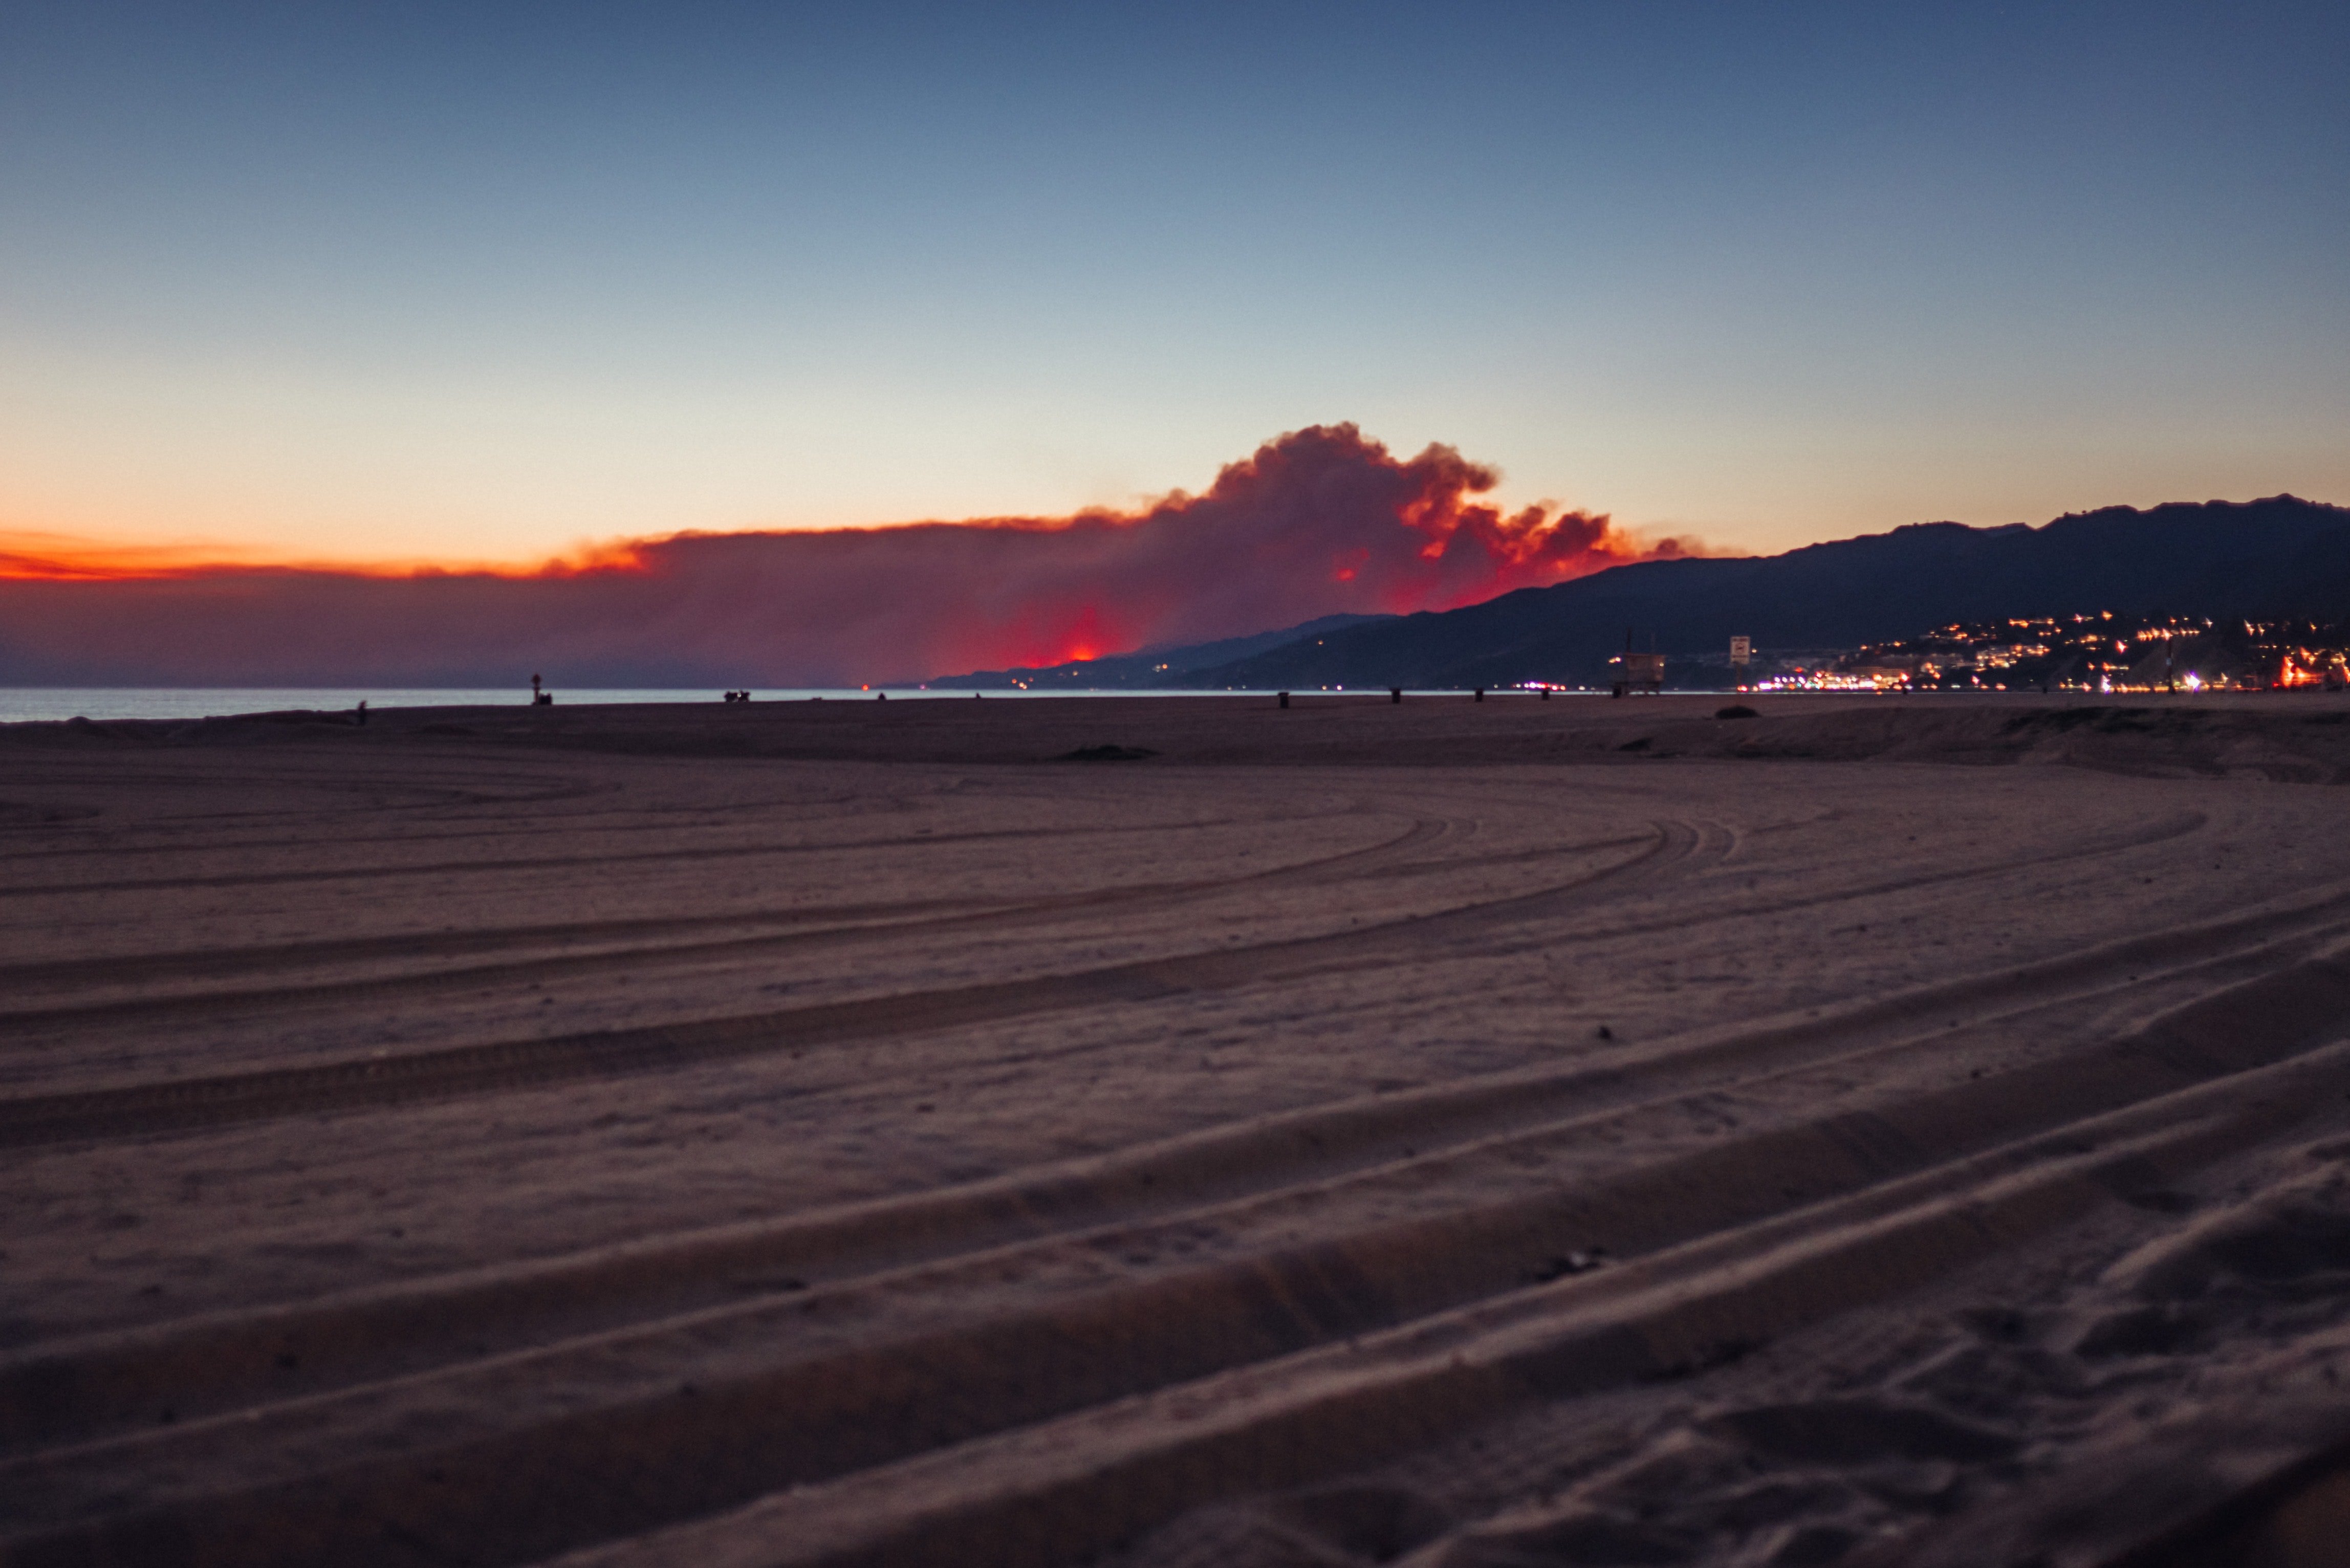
[
  {"xmin": 931, "ymin": 612, "xmax": 1393, "ymax": 689},
  {"xmin": 1190, "ymin": 496, "xmax": 2350, "ymax": 689}
]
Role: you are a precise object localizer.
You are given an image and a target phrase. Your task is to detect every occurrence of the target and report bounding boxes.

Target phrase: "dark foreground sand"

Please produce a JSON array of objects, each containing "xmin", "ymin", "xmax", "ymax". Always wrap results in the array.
[{"xmin": 5, "ymin": 692, "xmax": 2350, "ymax": 1567}]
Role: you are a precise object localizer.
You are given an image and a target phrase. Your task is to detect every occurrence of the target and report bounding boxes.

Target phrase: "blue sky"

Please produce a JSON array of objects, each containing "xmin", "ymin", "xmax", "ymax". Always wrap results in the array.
[{"xmin": 3, "ymin": 1, "xmax": 2344, "ymax": 565}]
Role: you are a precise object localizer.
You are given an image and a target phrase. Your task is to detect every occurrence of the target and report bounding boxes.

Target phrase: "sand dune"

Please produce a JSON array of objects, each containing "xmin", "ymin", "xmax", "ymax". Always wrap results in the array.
[{"xmin": 4, "ymin": 693, "xmax": 2350, "ymax": 1566}]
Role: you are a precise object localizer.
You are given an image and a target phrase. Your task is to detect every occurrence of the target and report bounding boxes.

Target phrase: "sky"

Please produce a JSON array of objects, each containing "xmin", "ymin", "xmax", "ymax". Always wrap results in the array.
[{"xmin": 2, "ymin": 1, "xmax": 2345, "ymax": 575}]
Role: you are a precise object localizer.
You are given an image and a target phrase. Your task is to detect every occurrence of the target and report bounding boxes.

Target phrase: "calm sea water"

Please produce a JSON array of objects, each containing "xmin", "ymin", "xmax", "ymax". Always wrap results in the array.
[{"xmin": 0, "ymin": 687, "xmax": 1309, "ymax": 723}]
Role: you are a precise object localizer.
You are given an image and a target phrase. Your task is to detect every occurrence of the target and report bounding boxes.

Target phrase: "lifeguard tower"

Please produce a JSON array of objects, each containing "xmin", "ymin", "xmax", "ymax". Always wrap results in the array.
[{"xmin": 1610, "ymin": 643, "xmax": 1666, "ymax": 698}]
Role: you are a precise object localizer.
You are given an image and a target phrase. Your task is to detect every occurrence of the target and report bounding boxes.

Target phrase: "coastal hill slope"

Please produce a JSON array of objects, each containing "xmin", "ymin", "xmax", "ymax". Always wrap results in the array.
[
  {"xmin": 1033, "ymin": 495, "xmax": 2350, "ymax": 690},
  {"xmin": 932, "ymin": 612, "xmax": 1392, "ymax": 690}
]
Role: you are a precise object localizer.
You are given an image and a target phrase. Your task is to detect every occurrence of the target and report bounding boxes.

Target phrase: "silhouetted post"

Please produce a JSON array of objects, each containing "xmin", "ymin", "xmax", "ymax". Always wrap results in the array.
[
  {"xmin": 1390, "ymin": 688, "xmax": 1402, "ymax": 704},
  {"xmin": 1278, "ymin": 691, "xmax": 1290, "ymax": 709},
  {"xmin": 355, "ymin": 699, "xmax": 367, "ymax": 726},
  {"xmin": 1540, "ymin": 688, "xmax": 1549, "ymax": 701},
  {"xmin": 1474, "ymin": 688, "xmax": 1484, "ymax": 702}
]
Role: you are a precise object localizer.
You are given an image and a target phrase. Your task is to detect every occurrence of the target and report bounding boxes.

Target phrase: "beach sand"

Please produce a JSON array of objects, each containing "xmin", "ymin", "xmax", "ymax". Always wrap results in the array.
[{"xmin": 5, "ymin": 691, "xmax": 2350, "ymax": 1567}]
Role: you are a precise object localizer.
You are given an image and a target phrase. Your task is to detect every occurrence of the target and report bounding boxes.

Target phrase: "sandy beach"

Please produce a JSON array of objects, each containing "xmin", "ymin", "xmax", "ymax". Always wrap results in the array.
[{"xmin": 6, "ymin": 691, "xmax": 2350, "ymax": 1567}]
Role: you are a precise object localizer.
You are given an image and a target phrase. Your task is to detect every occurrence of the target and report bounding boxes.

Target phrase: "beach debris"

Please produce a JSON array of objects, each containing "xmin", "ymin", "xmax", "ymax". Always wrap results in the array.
[
  {"xmin": 1527, "ymin": 1247, "xmax": 1612, "ymax": 1283},
  {"xmin": 1716, "ymin": 704, "xmax": 1758, "ymax": 720},
  {"xmin": 1278, "ymin": 691, "xmax": 1291, "ymax": 708},
  {"xmin": 1058, "ymin": 745, "xmax": 1158, "ymax": 761}
]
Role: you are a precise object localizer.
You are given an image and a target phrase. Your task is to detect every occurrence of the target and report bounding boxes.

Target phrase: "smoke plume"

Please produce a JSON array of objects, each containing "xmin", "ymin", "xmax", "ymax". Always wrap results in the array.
[{"xmin": 0, "ymin": 424, "xmax": 1689, "ymax": 687}]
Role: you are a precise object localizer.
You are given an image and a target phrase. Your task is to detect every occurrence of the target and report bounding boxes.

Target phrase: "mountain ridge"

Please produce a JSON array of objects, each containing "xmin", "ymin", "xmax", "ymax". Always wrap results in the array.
[{"xmin": 955, "ymin": 496, "xmax": 2348, "ymax": 690}]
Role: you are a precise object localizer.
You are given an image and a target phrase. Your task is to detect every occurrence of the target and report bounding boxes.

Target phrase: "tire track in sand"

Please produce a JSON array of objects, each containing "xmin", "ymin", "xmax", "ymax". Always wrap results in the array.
[
  {"xmin": 6, "ymin": 928, "xmax": 2348, "ymax": 1567},
  {"xmin": 0, "ymin": 810, "xmax": 1280, "ymax": 900},
  {"xmin": 0, "ymin": 821, "xmax": 1683, "ymax": 1147},
  {"xmin": 563, "ymin": 1039, "xmax": 2350, "ymax": 1568},
  {"xmin": 0, "ymin": 811, "xmax": 1470, "ymax": 1032},
  {"xmin": 0, "ymin": 809, "xmax": 2209, "ymax": 1144},
  {"xmin": 8, "ymin": 877, "xmax": 2350, "ymax": 1460}
]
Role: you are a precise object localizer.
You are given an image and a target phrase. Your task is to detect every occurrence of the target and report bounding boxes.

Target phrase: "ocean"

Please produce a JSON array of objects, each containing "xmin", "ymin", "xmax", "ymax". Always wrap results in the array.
[{"xmin": 0, "ymin": 687, "xmax": 1287, "ymax": 724}]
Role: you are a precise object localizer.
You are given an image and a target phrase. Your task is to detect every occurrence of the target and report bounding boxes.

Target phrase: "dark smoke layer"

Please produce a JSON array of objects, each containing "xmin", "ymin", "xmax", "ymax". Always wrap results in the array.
[{"xmin": 0, "ymin": 425, "xmax": 1685, "ymax": 687}]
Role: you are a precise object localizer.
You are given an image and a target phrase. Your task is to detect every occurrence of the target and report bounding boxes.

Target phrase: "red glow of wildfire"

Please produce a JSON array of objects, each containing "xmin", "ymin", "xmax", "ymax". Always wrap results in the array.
[{"xmin": 0, "ymin": 425, "xmax": 1696, "ymax": 686}]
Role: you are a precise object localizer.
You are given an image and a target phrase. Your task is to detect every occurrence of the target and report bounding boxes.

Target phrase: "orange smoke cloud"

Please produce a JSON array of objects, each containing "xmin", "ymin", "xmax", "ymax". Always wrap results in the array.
[{"xmin": 0, "ymin": 425, "xmax": 1690, "ymax": 686}]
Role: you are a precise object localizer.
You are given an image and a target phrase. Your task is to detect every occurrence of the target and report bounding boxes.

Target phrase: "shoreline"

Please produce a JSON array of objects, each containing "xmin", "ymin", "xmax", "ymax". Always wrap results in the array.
[{"xmin": 9, "ymin": 689, "xmax": 2350, "ymax": 782}]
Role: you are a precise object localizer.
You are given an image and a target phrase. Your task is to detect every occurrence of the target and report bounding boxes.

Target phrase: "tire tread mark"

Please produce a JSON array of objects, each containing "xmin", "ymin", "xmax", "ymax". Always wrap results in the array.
[
  {"xmin": 683, "ymin": 1048, "xmax": 2344, "ymax": 1568},
  {"xmin": 0, "ymin": 811, "xmax": 1282, "ymax": 901},
  {"xmin": 0, "ymin": 830, "xmax": 1678, "ymax": 1147},
  {"xmin": 10, "ymin": 998, "xmax": 2345, "ymax": 1568},
  {"xmin": 7, "ymin": 880, "xmax": 2347, "ymax": 1462},
  {"xmin": 0, "ymin": 816, "xmax": 1485, "ymax": 1033}
]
